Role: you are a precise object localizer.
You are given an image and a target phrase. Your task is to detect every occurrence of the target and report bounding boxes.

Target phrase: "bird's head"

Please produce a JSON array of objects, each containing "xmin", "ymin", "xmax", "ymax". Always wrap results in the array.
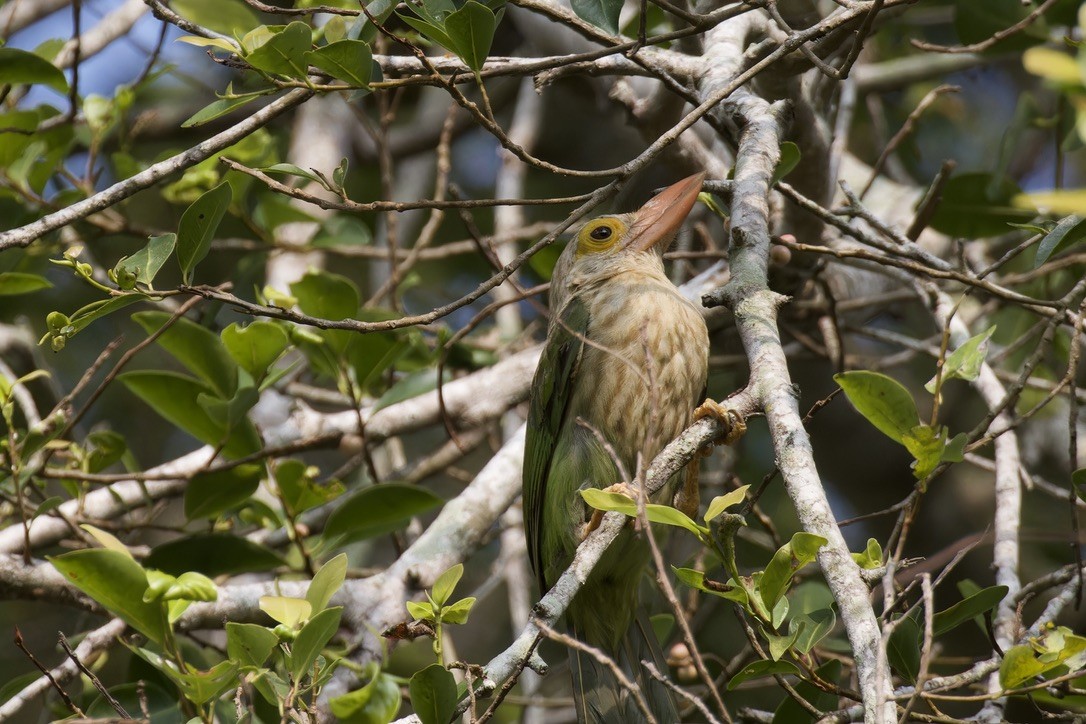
[{"xmin": 551, "ymin": 173, "xmax": 706, "ymax": 301}]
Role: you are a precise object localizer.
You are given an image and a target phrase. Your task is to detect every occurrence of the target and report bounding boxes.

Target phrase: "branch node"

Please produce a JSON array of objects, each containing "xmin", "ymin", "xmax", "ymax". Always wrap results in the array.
[{"xmin": 527, "ymin": 652, "xmax": 548, "ymax": 675}]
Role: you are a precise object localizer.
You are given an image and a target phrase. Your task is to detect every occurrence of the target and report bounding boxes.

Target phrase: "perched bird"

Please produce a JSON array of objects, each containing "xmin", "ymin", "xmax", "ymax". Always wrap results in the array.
[{"xmin": 524, "ymin": 173, "xmax": 727, "ymax": 723}]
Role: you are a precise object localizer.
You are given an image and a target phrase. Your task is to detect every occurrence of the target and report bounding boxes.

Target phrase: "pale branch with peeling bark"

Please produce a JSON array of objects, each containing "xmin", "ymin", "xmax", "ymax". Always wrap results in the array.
[{"xmin": 707, "ymin": 88, "xmax": 896, "ymax": 720}]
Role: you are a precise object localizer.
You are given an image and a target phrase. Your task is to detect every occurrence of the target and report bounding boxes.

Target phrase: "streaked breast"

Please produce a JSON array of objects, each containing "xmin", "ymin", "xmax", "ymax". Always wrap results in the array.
[{"xmin": 571, "ymin": 271, "xmax": 709, "ymax": 470}]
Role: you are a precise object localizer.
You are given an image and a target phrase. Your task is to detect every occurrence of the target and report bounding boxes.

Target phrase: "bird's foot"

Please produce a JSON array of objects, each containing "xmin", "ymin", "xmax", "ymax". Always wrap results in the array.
[
  {"xmin": 694, "ymin": 399, "xmax": 746, "ymax": 453},
  {"xmin": 581, "ymin": 482, "xmax": 640, "ymax": 538}
]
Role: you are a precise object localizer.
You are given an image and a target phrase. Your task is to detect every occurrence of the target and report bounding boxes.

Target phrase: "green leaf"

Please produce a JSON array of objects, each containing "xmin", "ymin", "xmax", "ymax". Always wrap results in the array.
[
  {"xmin": 771, "ymin": 142, "xmax": 801, "ymax": 185},
  {"xmin": 726, "ymin": 659, "xmax": 800, "ymax": 690},
  {"xmin": 324, "ymin": 484, "xmax": 443, "ymax": 545},
  {"xmin": 305, "ymin": 39, "xmax": 373, "ymax": 86},
  {"xmin": 406, "ymin": 599, "xmax": 435, "ymax": 622},
  {"xmin": 650, "ymin": 613, "xmax": 674, "ymax": 645},
  {"xmin": 159, "ymin": 571, "xmax": 218, "ymax": 602},
  {"xmin": 251, "ymin": 668, "xmax": 291, "ymax": 706},
  {"xmin": 398, "ymin": 14, "xmax": 457, "ymax": 52},
  {"xmin": 431, "ymin": 563, "xmax": 463, "ymax": 607},
  {"xmin": 932, "ymin": 585, "xmax": 1008, "ymax": 637},
  {"xmin": 942, "ymin": 432, "xmax": 967, "ymax": 465},
  {"xmin": 261, "ymin": 596, "xmax": 312, "ymax": 628},
  {"xmin": 50, "ymin": 549, "xmax": 166, "ymax": 645},
  {"xmin": 254, "ymin": 194, "xmax": 319, "ymax": 232},
  {"xmin": 131, "ymin": 648, "xmax": 239, "ymax": 706},
  {"xmin": 227, "ymin": 622, "xmax": 280, "ymax": 668},
  {"xmin": 642, "ymin": 503, "xmax": 705, "ymax": 535},
  {"xmin": 0, "ymin": 47, "xmax": 68, "ymax": 92},
  {"xmin": 422, "ymin": 0, "xmax": 457, "ymax": 18},
  {"xmin": 33, "ymin": 496, "xmax": 64, "ymax": 518},
  {"xmin": 580, "ymin": 488, "xmax": 637, "ymax": 515},
  {"xmin": 357, "ymin": 0, "xmax": 398, "ymax": 43},
  {"xmin": 120, "ymin": 371, "xmax": 220, "ymax": 440},
  {"xmin": 245, "ymin": 22, "xmax": 312, "ymax": 78},
  {"xmin": 444, "ymin": 1, "xmax": 496, "ymax": 72},
  {"xmin": 835, "ymin": 370, "xmax": 919, "ymax": 444},
  {"xmin": 409, "ymin": 664, "xmax": 458, "ymax": 724},
  {"xmin": 290, "ymin": 269, "xmax": 359, "ymax": 320},
  {"xmin": 349, "ymin": 333, "xmax": 408, "ymax": 394},
  {"xmin": 887, "ymin": 614, "xmax": 921, "ymax": 684},
  {"xmin": 0, "ymin": 272, "xmax": 52, "ymax": 295},
  {"xmin": 313, "ymin": 215, "xmax": 373, "ymax": 247},
  {"xmin": 850, "ymin": 537, "xmax": 883, "ymax": 570},
  {"xmin": 260, "ymin": 162, "xmax": 329, "ymax": 188},
  {"xmin": 579, "ymin": 488, "xmax": 707, "ymax": 536},
  {"xmin": 0, "ymin": 369, "xmax": 48, "ymax": 403},
  {"xmin": 291, "ymin": 606, "xmax": 342, "ymax": 680},
  {"xmin": 758, "ymin": 532, "xmax": 826, "ymax": 613},
  {"xmin": 176, "ymin": 182, "xmax": 232, "ymax": 284},
  {"xmin": 83, "ymin": 429, "xmax": 125, "ymax": 472},
  {"xmin": 132, "ymin": 311, "xmax": 238, "ymax": 398},
  {"xmin": 791, "ymin": 608, "xmax": 836, "ymax": 655},
  {"xmin": 276, "ymin": 459, "xmax": 343, "ymax": 514},
  {"xmin": 177, "ymin": 664, "xmax": 241, "ymax": 707},
  {"xmin": 48, "ymin": 295, "xmax": 148, "ymax": 348},
  {"xmin": 672, "ymin": 567, "xmax": 747, "ymax": 604},
  {"xmin": 1035, "ymin": 214, "xmax": 1086, "ymax": 267},
  {"xmin": 372, "ymin": 369, "xmax": 446, "ymax": 412},
  {"xmin": 929, "ymin": 173, "xmax": 1037, "ymax": 238},
  {"xmin": 704, "ymin": 485, "xmax": 749, "ymax": 522},
  {"xmin": 142, "ymin": 569, "xmax": 175, "ymax": 604},
  {"xmin": 926, "ymin": 326, "xmax": 996, "ymax": 392},
  {"xmin": 901, "ymin": 424, "xmax": 947, "ymax": 480},
  {"xmin": 176, "ymin": 35, "xmax": 240, "ymax": 53},
  {"xmin": 172, "ymin": 0, "xmax": 259, "ymax": 34},
  {"xmin": 789, "ymin": 581, "xmax": 835, "ymax": 616},
  {"xmin": 198, "ymin": 384, "xmax": 259, "ymax": 435},
  {"xmin": 184, "ymin": 463, "xmax": 264, "ymax": 519},
  {"xmin": 330, "ymin": 671, "xmax": 402, "ymax": 724},
  {"xmin": 570, "ymin": 0, "xmax": 621, "ymax": 33},
  {"xmin": 182, "ymin": 94, "xmax": 262, "ymax": 128},
  {"xmin": 1030, "ymin": 625, "xmax": 1086, "ymax": 677},
  {"xmin": 306, "ymin": 553, "xmax": 348, "ymax": 613},
  {"xmin": 145, "ymin": 533, "xmax": 285, "ymax": 576},
  {"xmin": 766, "ymin": 625, "xmax": 800, "ymax": 661},
  {"xmin": 1000, "ymin": 643, "xmax": 1050, "ymax": 689},
  {"xmin": 1073, "ymin": 468, "xmax": 1086, "ymax": 502},
  {"xmin": 324, "ymin": 15, "xmax": 347, "ymax": 42},
  {"xmin": 440, "ymin": 596, "xmax": 476, "ymax": 625},
  {"xmin": 115, "ymin": 233, "xmax": 176, "ymax": 287},
  {"xmin": 81, "ymin": 524, "xmax": 133, "ymax": 557},
  {"xmin": 119, "ymin": 371, "xmax": 259, "ymax": 457}
]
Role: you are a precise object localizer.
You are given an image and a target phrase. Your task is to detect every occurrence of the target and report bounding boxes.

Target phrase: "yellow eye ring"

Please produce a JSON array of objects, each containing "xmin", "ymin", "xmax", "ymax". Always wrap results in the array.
[{"xmin": 576, "ymin": 218, "xmax": 625, "ymax": 257}]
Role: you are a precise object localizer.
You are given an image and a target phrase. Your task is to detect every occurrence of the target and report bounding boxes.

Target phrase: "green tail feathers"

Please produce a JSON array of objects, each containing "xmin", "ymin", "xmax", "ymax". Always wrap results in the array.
[{"xmin": 569, "ymin": 611, "xmax": 678, "ymax": 723}]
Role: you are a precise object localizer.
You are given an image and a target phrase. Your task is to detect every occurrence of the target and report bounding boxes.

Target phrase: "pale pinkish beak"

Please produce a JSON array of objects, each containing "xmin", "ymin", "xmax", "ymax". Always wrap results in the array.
[{"xmin": 623, "ymin": 172, "xmax": 706, "ymax": 253}]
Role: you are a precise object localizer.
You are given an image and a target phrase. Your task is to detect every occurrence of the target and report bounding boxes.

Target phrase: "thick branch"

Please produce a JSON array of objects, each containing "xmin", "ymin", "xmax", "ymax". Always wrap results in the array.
[{"xmin": 703, "ymin": 45, "xmax": 897, "ymax": 724}]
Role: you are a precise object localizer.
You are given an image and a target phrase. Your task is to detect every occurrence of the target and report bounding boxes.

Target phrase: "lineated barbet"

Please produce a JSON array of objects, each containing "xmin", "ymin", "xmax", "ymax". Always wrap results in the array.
[{"xmin": 523, "ymin": 173, "xmax": 738, "ymax": 723}]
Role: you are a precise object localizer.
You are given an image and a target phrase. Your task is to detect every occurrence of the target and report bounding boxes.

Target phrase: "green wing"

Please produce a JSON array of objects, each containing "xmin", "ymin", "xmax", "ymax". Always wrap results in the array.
[{"xmin": 523, "ymin": 297, "xmax": 589, "ymax": 592}]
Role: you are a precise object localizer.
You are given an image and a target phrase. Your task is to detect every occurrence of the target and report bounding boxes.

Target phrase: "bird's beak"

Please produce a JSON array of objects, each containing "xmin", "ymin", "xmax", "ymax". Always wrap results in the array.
[{"xmin": 622, "ymin": 172, "xmax": 706, "ymax": 253}]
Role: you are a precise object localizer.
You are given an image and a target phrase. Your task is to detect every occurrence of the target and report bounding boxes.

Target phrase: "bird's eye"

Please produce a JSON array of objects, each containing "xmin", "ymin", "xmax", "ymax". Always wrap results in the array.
[
  {"xmin": 575, "ymin": 218, "xmax": 624, "ymax": 258},
  {"xmin": 589, "ymin": 225, "xmax": 612, "ymax": 241}
]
